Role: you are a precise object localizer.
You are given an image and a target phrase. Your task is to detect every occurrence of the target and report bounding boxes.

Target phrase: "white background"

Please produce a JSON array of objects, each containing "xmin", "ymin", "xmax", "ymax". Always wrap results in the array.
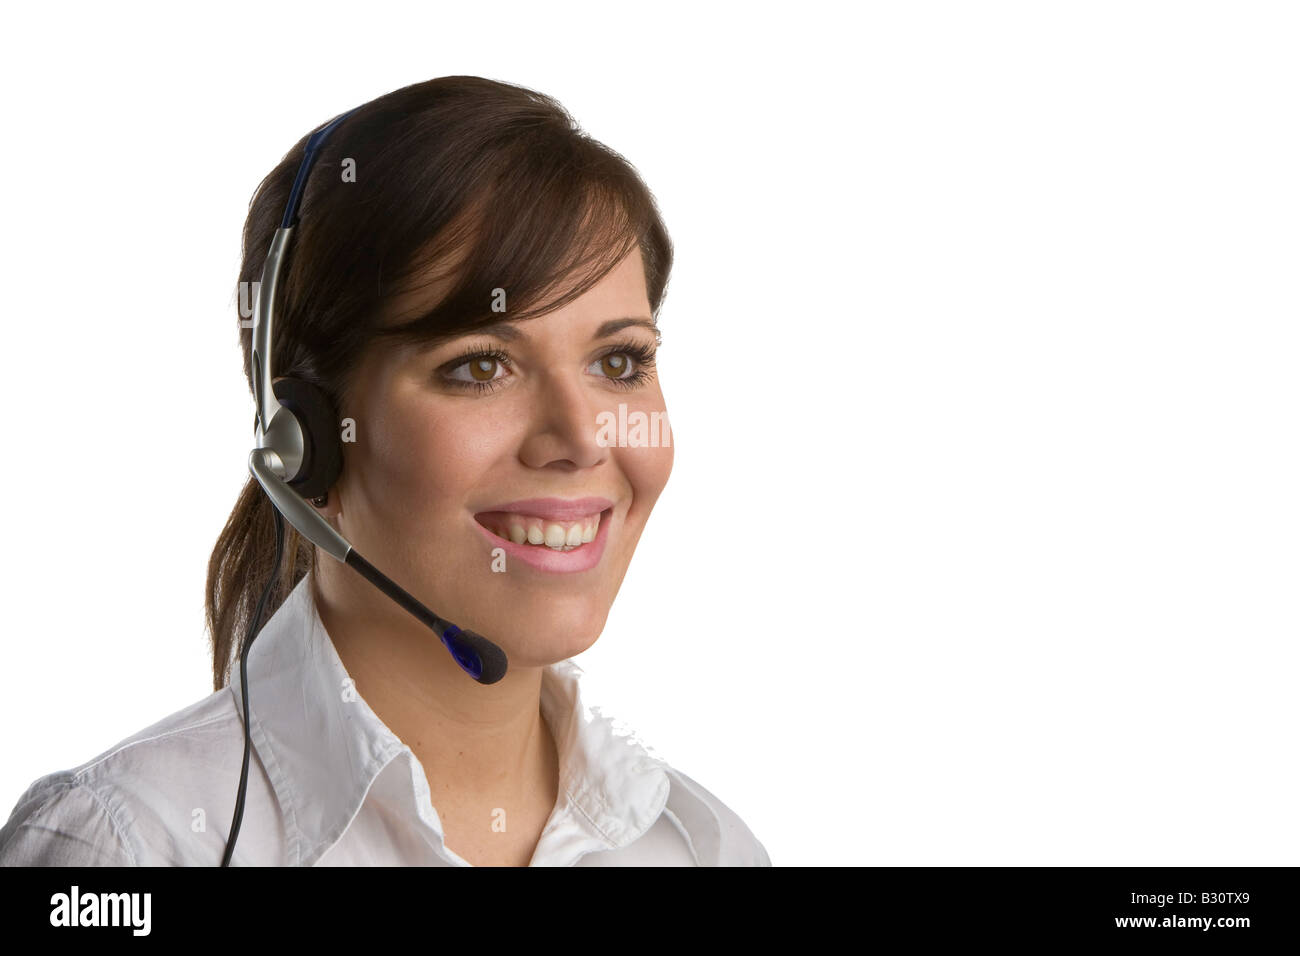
[{"xmin": 1, "ymin": 1, "xmax": 1296, "ymax": 866}]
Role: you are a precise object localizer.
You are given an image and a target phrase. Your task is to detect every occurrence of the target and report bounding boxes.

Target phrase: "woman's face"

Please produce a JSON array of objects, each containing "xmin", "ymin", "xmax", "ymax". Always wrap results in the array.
[{"xmin": 326, "ymin": 245, "xmax": 673, "ymax": 668}]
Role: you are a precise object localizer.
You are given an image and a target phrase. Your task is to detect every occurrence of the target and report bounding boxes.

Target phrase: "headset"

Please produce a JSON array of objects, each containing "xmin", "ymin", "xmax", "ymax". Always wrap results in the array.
[{"xmin": 221, "ymin": 107, "xmax": 509, "ymax": 866}]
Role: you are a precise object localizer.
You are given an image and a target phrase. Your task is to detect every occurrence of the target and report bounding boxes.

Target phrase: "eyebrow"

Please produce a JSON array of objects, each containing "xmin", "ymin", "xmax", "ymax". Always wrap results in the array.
[{"xmin": 458, "ymin": 316, "xmax": 658, "ymax": 343}]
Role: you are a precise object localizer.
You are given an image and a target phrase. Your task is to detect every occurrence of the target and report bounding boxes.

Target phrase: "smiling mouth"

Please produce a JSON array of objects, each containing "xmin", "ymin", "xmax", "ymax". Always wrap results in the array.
[{"xmin": 474, "ymin": 509, "xmax": 611, "ymax": 551}]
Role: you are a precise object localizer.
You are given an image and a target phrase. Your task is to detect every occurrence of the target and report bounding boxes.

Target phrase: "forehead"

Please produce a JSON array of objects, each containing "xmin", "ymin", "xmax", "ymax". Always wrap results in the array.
[
  {"xmin": 548, "ymin": 244, "xmax": 650, "ymax": 318},
  {"xmin": 382, "ymin": 241, "xmax": 649, "ymax": 333}
]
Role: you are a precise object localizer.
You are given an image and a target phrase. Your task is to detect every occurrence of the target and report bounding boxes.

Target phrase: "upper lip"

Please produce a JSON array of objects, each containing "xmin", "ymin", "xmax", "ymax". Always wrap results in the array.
[{"xmin": 474, "ymin": 497, "xmax": 615, "ymax": 521}]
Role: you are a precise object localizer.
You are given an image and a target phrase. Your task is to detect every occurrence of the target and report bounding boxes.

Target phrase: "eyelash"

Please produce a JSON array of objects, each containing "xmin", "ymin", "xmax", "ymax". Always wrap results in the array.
[{"xmin": 439, "ymin": 338, "xmax": 658, "ymax": 394}]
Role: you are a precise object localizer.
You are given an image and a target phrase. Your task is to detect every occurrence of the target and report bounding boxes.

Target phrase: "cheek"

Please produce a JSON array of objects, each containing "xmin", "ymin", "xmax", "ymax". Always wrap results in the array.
[
  {"xmin": 364, "ymin": 391, "xmax": 514, "ymax": 509},
  {"xmin": 600, "ymin": 390, "xmax": 674, "ymax": 520},
  {"xmin": 619, "ymin": 441, "xmax": 674, "ymax": 514}
]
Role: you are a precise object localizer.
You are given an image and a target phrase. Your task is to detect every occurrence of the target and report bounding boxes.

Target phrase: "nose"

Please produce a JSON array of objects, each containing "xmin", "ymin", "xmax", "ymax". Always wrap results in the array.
[{"xmin": 516, "ymin": 366, "xmax": 608, "ymax": 470}]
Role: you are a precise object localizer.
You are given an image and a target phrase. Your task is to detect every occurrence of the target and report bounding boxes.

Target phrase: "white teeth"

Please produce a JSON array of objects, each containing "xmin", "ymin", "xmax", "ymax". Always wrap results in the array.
[{"xmin": 491, "ymin": 511, "xmax": 604, "ymax": 551}]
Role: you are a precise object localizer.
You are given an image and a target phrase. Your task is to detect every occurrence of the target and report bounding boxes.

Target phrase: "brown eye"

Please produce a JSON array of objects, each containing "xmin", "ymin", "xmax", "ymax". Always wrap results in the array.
[
  {"xmin": 585, "ymin": 345, "xmax": 655, "ymax": 388},
  {"xmin": 442, "ymin": 352, "xmax": 510, "ymax": 389},
  {"xmin": 599, "ymin": 354, "xmax": 630, "ymax": 379},
  {"xmin": 469, "ymin": 357, "xmax": 498, "ymax": 382}
]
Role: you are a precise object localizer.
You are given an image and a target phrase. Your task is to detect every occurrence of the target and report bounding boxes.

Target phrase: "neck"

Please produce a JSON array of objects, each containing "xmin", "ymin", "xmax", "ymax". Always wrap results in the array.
[{"xmin": 310, "ymin": 563, "xmax": 558, "ymax": 805}]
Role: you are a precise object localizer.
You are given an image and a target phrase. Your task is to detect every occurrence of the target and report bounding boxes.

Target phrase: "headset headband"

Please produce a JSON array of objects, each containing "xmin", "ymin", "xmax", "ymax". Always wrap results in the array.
[{"xmin": 251, "ymin": 106, "xmax": 360, "ymax": 444}]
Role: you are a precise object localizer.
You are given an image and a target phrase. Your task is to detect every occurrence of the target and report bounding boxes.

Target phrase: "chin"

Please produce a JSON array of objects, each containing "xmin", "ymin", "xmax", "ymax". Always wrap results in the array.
[{"xmin": 486, "ymin": 607, "xmax": 609, "ymax": 668}]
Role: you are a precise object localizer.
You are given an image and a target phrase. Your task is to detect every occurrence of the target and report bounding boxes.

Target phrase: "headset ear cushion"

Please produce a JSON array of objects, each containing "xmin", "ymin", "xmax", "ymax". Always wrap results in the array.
[{"xmin": 271, "ymin": 378, "xmax": 343, "ymax": 499}]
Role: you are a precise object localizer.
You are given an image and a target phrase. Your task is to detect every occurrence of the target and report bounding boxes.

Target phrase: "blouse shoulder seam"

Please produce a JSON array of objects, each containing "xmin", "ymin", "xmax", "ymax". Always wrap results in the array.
[
  {"xmin": 18, "ymin": 777, "xmax": 140, "ymax": 867},
  {"xmin": 658, "ymin": 805, "xmax": 701, "ymax": 865},
  {"xmin": 75, "ymin": 780, "xmax": 140, "ymax": 866},
  {"xmin": 73, "ymin": 711, "xmax": 235, "ymax": 780}
]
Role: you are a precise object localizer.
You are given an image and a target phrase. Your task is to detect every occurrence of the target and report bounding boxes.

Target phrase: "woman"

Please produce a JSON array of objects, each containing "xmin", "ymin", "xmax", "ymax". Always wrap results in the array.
[{"xmin": 0, "ymin": 76, "xmax": 770, "ymax": 866}]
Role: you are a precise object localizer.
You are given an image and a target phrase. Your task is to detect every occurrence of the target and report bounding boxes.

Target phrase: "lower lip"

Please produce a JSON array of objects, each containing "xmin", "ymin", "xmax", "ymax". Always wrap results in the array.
[{"xmin": 472, "ymin": 508, "xmax": 613, "ymax": 574}]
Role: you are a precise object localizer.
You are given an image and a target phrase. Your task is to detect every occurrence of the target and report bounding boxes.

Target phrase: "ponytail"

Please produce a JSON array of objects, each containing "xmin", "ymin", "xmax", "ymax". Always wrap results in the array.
[{"xmin": 205, "ymin": 477, "xmax": 313, "ymax": 691}]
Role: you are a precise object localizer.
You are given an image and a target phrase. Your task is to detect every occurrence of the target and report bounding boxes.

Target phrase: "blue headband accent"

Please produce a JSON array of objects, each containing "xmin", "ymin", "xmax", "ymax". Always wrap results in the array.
[{"xmin": 280, "ymin": 106, "xmax": 361, "ymax": 229}]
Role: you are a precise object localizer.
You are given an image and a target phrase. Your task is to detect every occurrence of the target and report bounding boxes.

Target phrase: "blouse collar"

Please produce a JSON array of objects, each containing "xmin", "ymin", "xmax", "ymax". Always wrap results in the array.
[{"xmin": 229, "ymin": 571, "xmax": 673, "ymax": 865}]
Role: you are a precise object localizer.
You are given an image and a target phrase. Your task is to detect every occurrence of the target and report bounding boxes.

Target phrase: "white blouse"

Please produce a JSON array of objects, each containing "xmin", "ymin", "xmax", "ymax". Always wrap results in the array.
[{"xmin": 0, "ymin": 572, "xmax": 770, "ymax": 866}]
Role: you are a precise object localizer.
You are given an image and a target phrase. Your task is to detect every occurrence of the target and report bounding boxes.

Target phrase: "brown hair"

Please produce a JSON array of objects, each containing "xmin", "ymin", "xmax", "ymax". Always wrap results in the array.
[{"xmin": 205, "ymin": 75, "xmax": 673, "ymax": 691}]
